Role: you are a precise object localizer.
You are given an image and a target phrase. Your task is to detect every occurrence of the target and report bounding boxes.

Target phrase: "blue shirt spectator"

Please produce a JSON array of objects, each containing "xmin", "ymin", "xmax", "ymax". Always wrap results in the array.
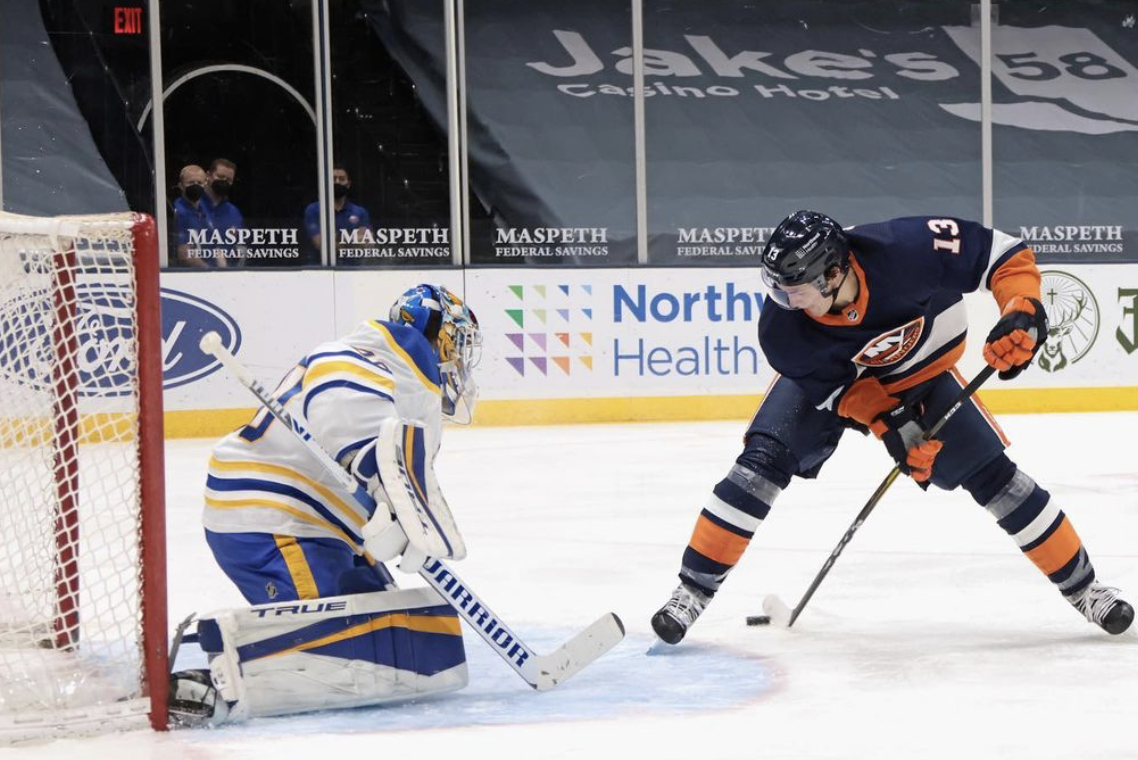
[
  {"xmin": 303, "ymin": 166, "xmax": 372, "ymax": 264},
  {"xmin": 203, "ymin": 158, "xmax": 245, "ymax": 265},
  {"xmin": 303, "ymin": 200, "xmax": 370, "ymax": 243},
  {"xmin": 173, "ymin": 164, "xmax": 223, "ymax": 268},
  {"xmin": 204, "ymin": 196, "xmax": 245, "ymax": 238}
]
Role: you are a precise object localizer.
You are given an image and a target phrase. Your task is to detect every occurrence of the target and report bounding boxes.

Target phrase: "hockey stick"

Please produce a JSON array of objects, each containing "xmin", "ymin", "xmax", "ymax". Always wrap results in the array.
[
  {"xmin": 763, "ymin": 365, "xmax": 997, "ymax": 628},
  {"xmin": 199, "ymin": 332, "xmax": 624, "ymax": 691}
]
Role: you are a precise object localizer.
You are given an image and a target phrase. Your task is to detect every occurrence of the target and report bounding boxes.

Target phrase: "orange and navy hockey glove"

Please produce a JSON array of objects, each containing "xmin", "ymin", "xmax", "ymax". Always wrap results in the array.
[
  {"xmin": 870, "ymin": 404, "xmax": 943, "ymax": 484},
  {"xmin": 983, "ymin": 296, "xmax": 1048, "ymax": 380},
  {"xmin": 838, "ymin": 377, "xmax": 942, "ymax": 484}
]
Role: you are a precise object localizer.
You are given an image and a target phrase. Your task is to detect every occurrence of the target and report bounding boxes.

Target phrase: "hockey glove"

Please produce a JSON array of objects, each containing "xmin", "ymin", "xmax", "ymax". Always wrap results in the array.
[
  {"xmin": 361, "ymin": 510, "xmax": 427, "ymax": 574},
  {"xmin": 869, "ymin": 402, "xmax": 942, "ymax": 484},
  {"xmin": 361, "ymin": 509, "xmax": 409, "ymax": 564},
  {"xmin": 983, "ymin": 296, "xmax": 1048, "ymax": 380}
]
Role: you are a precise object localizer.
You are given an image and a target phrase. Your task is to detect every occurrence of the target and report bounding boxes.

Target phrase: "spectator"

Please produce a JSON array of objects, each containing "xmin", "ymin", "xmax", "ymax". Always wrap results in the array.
[
  {"xmin": 304, "ymin": 165, "xmax": 371, "ymax": 263},
  {"xmin": 173, "ymin": 164, "xmax": 223, "ymax": 269},
  {"xmin": 204, "ymin": 158, "xmax": 245, "ymax": 265}
]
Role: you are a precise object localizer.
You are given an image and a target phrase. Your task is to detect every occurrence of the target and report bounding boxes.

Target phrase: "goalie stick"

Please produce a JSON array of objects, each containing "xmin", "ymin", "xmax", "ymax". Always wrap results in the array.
[
  {"xmin": 761, "ymin": 365, "xmax": 996, "ymax": 628},
  {"xmin": 199, "ymin": 332, "xmax": 624, "ymax": 691}
]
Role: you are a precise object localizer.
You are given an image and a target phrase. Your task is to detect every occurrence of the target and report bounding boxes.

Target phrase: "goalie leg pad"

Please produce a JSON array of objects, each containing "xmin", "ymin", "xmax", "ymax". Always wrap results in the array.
[{"xmin": 196, "ymin": 587, "xmax": 467, "ymax": 721}]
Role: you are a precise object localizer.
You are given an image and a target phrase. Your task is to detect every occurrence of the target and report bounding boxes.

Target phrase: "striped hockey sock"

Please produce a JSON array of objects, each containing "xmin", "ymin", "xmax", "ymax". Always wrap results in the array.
[
  {"xmin": 679, "ymin": 464, "xmax": 780, "ymax": 596},
  {"xmin": 985, "ymin": 470, "xmax": 1095, "ymax": 597}
]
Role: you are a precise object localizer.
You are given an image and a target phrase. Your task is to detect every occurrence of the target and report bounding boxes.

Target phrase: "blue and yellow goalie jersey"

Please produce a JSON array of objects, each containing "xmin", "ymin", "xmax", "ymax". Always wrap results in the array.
[{"xmin": 204, "ymin": 320, "xmax": 443, "ymax": 554}]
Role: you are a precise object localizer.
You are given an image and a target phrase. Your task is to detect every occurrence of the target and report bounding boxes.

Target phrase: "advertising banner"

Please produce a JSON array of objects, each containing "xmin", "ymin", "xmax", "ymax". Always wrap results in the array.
[
  {"xmin": 466, "ymin": 267, "xmax": 1138, "ymax": 405},
  {"xmin": 366, "ymin": 0, "xmax": 1137, "ymax": 266},
  {"xmin": 114, "ymin": 266, "xmax": 1136, "ymax": 434},
  {"xmin": 466, "ymin": 268, "xmax": 769, "ymax": 399},
  {"xmin": 158, "ymin": 271, "xmax": 336, "ymax": 412}
]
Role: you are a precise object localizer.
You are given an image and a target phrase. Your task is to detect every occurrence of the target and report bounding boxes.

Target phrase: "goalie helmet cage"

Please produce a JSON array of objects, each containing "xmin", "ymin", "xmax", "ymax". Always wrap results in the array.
[{"xmin": 0, "ymin": 211, "xmax": 167, "ymax": 741}]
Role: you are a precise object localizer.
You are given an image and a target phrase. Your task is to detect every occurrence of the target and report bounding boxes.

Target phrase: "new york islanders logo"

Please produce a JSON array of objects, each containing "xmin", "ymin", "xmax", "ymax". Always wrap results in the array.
[{"xmin": 853, "ymin": 317, "xmax": 925, "ymax": 367}]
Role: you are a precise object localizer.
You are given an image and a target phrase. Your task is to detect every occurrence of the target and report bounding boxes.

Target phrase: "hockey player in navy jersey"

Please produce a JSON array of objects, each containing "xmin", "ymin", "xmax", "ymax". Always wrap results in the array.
[
  {"xmin": 651, "ymin": 210, "xmax": 1133, "ymax": 645},
  {"xmin": 170, "ymin": 284, "xmax": 483, "ymax": 724}
]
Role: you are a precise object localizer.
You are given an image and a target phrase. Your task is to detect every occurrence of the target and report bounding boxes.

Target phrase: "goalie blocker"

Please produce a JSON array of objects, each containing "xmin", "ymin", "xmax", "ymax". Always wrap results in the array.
[{"xmin": 170, "ymin": 587, "xmax": 466, "ymax": 725}]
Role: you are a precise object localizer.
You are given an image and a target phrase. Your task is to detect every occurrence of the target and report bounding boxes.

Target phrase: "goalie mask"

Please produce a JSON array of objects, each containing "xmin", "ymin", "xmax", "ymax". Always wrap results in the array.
[{"xmin": 390, "ymin": 284, "xmax": 482, "ymax": 424}]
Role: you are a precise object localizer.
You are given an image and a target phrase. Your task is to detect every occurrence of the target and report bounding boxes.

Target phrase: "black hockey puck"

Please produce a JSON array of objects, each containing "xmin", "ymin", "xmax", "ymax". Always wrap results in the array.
[{"xmin": 746, "ymin": 615, "xmax": 772, "ymax": 626}]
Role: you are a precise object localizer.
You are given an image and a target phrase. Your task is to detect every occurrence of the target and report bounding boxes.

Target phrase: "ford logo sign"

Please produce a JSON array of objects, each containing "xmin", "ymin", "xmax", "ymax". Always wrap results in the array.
[
  {"xmin": 0, "ymin": 285, "xmax": 240, "ymax": 397},
  {"xmin": 160, "ymin": 288, "xmax": 241, "ymax": 389}
]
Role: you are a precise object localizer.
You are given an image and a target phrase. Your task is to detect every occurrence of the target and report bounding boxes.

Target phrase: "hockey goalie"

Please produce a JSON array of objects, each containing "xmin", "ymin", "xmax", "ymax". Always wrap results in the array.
[{"xmin": 170, "ymin": 284, "xmax": 481, "ymax": 725}]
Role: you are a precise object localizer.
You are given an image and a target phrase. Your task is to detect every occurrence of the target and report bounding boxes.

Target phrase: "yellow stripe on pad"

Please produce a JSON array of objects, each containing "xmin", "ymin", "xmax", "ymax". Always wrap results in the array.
[
  {"xmin": 250, "ymin": 613, "xmax": 462, "ymax": 661},
  {"xmin": 404, "ymin": 425, "xmax": 429, "ymax": 506},
  {"xmin": 273, "ymin": 535, "xmax": 320, "ymax": 600}
]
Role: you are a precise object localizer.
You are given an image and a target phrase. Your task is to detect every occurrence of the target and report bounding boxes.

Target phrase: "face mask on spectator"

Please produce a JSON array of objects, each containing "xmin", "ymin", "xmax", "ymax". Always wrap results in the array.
[
  {"xmin": 211, "ymin": 179, "xmax": 232, "ymax": 197},
  {"xmin": 333, "ymin": 183, "xmax": 349, "ymax": 200},
  {"xmin": 183, "ymin": 184, "xmax": 205, "ymax": 202}
]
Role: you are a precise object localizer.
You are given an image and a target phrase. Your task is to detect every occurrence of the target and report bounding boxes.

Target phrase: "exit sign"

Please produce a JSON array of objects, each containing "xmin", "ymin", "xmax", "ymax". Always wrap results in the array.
[{"xmin": 112, "ymin": 5, "xmax": 144, "ymax": 35}]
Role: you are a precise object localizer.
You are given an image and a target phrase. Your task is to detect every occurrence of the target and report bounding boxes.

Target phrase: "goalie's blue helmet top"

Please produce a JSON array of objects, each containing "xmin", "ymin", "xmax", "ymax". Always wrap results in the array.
[{"xmin": 389, "ymin": 284, "xmax": 445, "ymax": 341}]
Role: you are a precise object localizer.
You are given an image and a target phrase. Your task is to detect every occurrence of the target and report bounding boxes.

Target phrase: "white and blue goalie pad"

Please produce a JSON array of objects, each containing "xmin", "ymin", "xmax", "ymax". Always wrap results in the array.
[{"xmin": 196, "ymin": 587, "xmax": 467, "ymax": 721}]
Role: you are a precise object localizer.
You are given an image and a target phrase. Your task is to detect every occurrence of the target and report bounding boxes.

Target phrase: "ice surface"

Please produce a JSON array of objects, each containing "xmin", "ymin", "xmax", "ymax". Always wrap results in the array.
[{"xmin": 11, "ymin": 412, "xmax": 1137, "ymax": 759}]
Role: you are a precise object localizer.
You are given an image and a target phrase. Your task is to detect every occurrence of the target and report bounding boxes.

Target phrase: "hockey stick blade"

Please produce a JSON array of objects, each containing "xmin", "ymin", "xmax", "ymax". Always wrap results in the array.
[
  {"xmin": 523, "ymin": 612, "xmax": 625, "ymax": 691},
  {"xmin": 762, "ymin": 595, "xmax": 794, "ymax": 628},
  {"xmin": 422, "ymin": 559, "xmax": 624, "ymax": 691}
]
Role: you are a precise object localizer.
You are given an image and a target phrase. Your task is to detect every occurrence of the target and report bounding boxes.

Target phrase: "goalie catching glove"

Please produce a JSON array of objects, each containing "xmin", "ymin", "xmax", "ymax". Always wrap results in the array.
[
  {"xmin": 839, "ymin": 376, "xmax": 942, "ymax": 483},
  {"xmin": 983, "ymin": 296, "xmax": 1048, "ymax": 380},
  {"xmin": 351, "ymin": 417, "xmax": 465, "ymax": 573}
]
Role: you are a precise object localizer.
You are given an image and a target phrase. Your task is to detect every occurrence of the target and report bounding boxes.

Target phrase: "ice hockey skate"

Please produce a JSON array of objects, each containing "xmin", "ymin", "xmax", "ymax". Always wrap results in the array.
[
  {"xmin": 1069, "ymin": 583, "xmax": 1135, "ymax": 635},
  {"xmin": 168, "ymin": 669, "xmax": 229, "ymax": 728},
  {"xmin": 651, "ymin": 583, "xmax": 711, "ymax": 645}
]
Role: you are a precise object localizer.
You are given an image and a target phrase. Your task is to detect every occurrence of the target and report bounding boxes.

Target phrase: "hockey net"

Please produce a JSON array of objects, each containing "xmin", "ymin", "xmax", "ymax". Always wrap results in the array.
[{"xmin": 0, "ymin": 211, "xmax": 167, "ymax": 742}]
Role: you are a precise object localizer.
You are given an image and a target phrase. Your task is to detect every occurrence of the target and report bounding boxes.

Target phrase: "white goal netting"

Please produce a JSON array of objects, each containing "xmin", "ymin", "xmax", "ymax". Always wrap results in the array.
[{"xmin": 0, "ymin": 212, "xmax": 166, "ymax": 742}]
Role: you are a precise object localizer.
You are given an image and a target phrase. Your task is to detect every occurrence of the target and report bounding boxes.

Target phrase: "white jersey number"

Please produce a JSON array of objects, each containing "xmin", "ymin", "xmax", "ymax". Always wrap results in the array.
[{"xmin": 927, "ymin": 219, "xmax": 961, "ymax": 254}]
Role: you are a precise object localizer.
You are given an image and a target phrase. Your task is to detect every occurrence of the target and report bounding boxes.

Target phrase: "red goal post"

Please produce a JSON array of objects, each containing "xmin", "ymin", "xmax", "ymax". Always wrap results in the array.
[{"xmin": 0, "ymin": 211, "xmax": 167, "ymax": 740}]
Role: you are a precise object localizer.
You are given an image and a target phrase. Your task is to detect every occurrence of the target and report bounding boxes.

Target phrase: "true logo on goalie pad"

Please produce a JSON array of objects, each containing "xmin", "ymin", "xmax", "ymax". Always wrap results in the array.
[{"xmin": 252, "ymin": 600, "xmax": 349, "ymax": 618}]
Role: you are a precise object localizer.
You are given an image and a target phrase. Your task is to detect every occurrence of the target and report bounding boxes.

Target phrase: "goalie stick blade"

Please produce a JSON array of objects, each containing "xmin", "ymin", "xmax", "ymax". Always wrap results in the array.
[
  {"xmin": 523, "ymin": 613, "xmax": 625, "ymax": 692},
  {"xmin": 762, "ymin": 595, "xmax": 794, "ymax": 628}
]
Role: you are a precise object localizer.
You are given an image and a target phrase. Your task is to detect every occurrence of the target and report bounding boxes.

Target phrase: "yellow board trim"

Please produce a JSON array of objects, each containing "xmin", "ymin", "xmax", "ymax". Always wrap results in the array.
[
  {"xmin": 975, "ymin": 386, "xmax": 1138, "ymax": 415},
  {"xmin": 165, "ymin": 386, "xmax": 1138, "ymax": 437},
  {"xmin": 273, "ymin": 535, "xmax": 320, "ymax": 600},
  {"xmin": 251, "ymin": 612, "xmax": 461, "ymax": 661},
  {"xmin": 166, "ymin": 408, "xmax": 251, "ymax": 438},
  {"xmin": 0, "ymin": 412, "xmax": 138, "ymax": 446}
]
